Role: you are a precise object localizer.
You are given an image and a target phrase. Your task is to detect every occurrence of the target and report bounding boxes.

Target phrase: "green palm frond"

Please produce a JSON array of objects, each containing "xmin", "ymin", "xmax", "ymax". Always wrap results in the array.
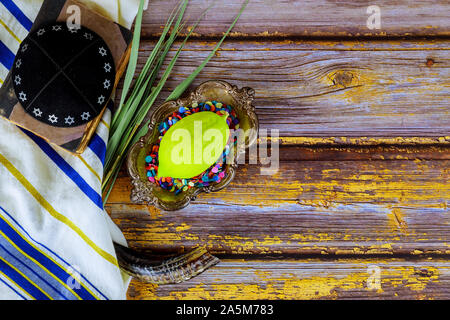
[{"xmin": 102, "ymin": 0, "xmax": 248, "ymax": 205}]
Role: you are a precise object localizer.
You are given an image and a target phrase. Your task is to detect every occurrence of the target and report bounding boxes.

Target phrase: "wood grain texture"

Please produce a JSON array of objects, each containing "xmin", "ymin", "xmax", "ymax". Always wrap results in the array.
[
  {"xmin": 107, "ymin": 151, "xmax": 450, "ymax": 256},
  {"xmin": 141, "ymin": 0, "xmax": 450, "ymax": 38},
  {"xmin": 127, "ymin": 258, "xmax": 450, "ymax": 300},
  {"xmin": 133, "ymin": 40, "xmax": 450, "ymax": 139},
  {"xmin": 111, "ymin": 3, "xmax": 450, "ymax": 299}
]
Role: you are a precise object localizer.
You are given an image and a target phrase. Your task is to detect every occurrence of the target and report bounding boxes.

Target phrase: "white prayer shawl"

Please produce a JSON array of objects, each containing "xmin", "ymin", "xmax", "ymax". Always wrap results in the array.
[{"xmin": 0, "ymin": 0, "xmax": 147, "ymax": 300}]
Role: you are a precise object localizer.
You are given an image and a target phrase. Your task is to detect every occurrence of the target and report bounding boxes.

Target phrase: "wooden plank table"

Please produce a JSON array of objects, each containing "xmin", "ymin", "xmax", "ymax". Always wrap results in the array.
[{"xmin": 106, "ymin": 0, "xmax": 450, "ymax": 299}]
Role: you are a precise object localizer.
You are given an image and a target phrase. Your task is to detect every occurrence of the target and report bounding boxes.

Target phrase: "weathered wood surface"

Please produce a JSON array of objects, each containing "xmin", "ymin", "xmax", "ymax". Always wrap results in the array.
[
  {"xmin": 127, "ymin": 258, "xmax": 450, "ymax": 300},
  {"xmin": 108, "ymin": 1, "xmax": 450, "ymax": 300},
  {"xmin": 134, "ymin": 40, "xmax": 450, "ymax": 139},
  {"xmin": 108, "ymin": 145, "xmax": 450, "ymax": 299},
  {"xmin": 107, "ymin": 147, "xmax": 450, "ymax": 256},
  {"xmin": 141, "ymin": 0, "xmax": 450, "ymax": 38}
]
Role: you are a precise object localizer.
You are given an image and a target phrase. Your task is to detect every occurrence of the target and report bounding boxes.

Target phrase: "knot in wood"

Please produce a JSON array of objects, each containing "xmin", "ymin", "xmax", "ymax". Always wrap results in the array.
[{"xmin": 330, "ymin": 70, "xmax": 356, "ymax": 88}]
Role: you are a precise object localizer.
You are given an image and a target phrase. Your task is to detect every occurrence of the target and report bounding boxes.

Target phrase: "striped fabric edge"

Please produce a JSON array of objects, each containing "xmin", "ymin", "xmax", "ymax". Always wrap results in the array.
[
  {"xmin": 20, "ymin": 128, "xmax": 104, "ymax": 210},
  {"xmin": 0, "ymin": 273, "xmax": 28, "ymax": 299},
  {"xmin": 0, "ymin": 205, "xmax": 108, "ymax": 299},
  {"xmin": 75, "ymin": 108, "xmax": 112, "ymax": 184},
  {"xmin": 0, "ymin": 59, "xmax": 8, "ymax": 83},
  {"xmin": 0, "ymin": 152, "xmax": 118, "ymax": 268},
  {"xmin": 0, "ymin": 39, "xmax": 14, "ymax": 69},
  {"xmin": 9, "ymin": 0, "xmax": 43, "ymax": 23},
  {"xmin": 100, "ymin": 118, "xmax": 110, "ymax": 130},
  {"xmin": 0, "ymin": 0, "xmax": 32, "ymax": 37},
  {"xmin": 0, "ymin": 254, "xmax": 50, "ymax": 299},
  {"xmin": 0, "ymin": 4, "xmax": 24, "ymax": 58},
  {"xmin": 0, "ymin": 206, "xmax": 107, "ymax": 299},
  {"xmin": 0, "ymin": 17, "xmax": 21, "ymax": 43},
  {"xmin": 88, "ymin": 133, "xmax": 107, "ymax": 165},
  {"xmin": 0, "ymin": 237, "xmax": 73, "ymax": 299},
  {"xmin": 0, "ymin": 0, "xmax": 33, "ymax": 31},
  {"xmin": 18, "ymin": 104, "xmax": 110, "ymax": 210},
  {"xmin": 82, "ymin": 108, "xmax": 111, "ymax": 174},
  {"xmin": 0, "ymin": 0, "xmax": 124, "ymax": 300},
  {"xmin": 76, "ymin": 154, "xmax": 102, "ymax": 183},
  {"xmin": 0, "ymin": 0, "xmax": 32, "ymax": 71},
  {"xmin": 81, "ymin": 147, "xmax": 105, "ymax": 179}
]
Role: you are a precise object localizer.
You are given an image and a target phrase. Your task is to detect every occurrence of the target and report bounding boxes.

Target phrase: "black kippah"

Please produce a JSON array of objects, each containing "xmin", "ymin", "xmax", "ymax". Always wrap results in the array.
[{"xmin": 11, "ymin": 22, "xmax": 115, "ymax": 128}]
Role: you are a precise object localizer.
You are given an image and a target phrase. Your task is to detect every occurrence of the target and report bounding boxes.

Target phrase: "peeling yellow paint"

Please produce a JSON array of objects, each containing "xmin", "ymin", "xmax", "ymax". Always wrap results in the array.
[
  {"xmin": 175, "ymin": 223, "xmax": 191, "ymax": 232},
  {"xmin": 117, "ymin": 158, "xmax": 449, "ymax": 254},
  {"xmin": 132, "ymin": 261, "xmax": 445, "ymax": 300},
  {"xmin": 263, "ymin": 136, "xmax": 450, "ymax": 146}
]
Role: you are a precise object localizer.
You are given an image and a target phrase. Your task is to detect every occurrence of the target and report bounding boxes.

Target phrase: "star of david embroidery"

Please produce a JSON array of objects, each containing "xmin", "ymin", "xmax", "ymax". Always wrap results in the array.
[
  {"xmin": 33, "ymin": 108, "xmax": 42, "ymax": 117},
  {"xmin": 81, "ymin": 112, "xmax": 91, "ymax": 121},
  {"xmin": 48, "ymin": 114, "xmax": 58, "ymax": 123},
  {"xmin": 65, "ymin": 116, "xmax": 75, "ymax": 125}
]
